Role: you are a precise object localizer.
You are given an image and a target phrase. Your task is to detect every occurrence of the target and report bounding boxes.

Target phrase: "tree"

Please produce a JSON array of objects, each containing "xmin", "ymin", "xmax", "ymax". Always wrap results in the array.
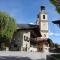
[
  {"xmin": 0, "ymin": 12, "xmax": 16, "ymax": 48},
  {"xmin": 54, "ymin": 43, "xmax": 58, "ymax": 48},
  {"xmin": 50, "ymin": 0, "xmax": 60, "ymax": 13},
  {"xmin": 48, "ymin": 38, "xmax": 54, "ymax": 47}
]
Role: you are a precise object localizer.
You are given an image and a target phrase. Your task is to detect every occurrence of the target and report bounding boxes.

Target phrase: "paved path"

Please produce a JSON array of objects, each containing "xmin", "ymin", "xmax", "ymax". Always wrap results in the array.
[
  {"xmin": 0, "ymin": 56, "xmax": 46, "ymax": 60},
  {"xmin": 0, "ymin": 51, "xmax": 50, "ymax": 60}
]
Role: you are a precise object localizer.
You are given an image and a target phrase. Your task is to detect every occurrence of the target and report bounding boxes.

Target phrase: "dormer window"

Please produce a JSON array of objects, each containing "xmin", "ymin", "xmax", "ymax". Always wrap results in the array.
[{"xmin": 43, "ymin": 15, "xmax": 45, "ymax": 19}]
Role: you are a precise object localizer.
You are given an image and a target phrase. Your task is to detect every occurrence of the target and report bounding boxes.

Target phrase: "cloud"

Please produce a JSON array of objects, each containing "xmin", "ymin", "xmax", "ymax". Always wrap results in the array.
[
  {"xmin": 48, "ymin": 30, "xmax": 54, "ymax": 36},
  {"xmin": 49, "ymin": 32, "xmax": 60, "ymax": 36},
  {"xmin": 29, "ymin": 23, "xmax": 34, "ymax": 24},
  {"xmin": 49, "ymin": 32, "xmax": 54, "ymax": 36},
  {"xmin": 54, "ymin": 33, "xmax": 60, "ymax": 36}
]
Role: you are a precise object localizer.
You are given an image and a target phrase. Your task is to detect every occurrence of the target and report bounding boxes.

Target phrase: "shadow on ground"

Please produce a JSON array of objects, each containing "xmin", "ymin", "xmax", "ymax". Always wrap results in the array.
[
  {"xmin": 0, "ymin": 56, "xmax": 31, "ymax": 60},
  {"xmin": 0, "ymin": 56, "xmax": 45, "ymax": 60}
]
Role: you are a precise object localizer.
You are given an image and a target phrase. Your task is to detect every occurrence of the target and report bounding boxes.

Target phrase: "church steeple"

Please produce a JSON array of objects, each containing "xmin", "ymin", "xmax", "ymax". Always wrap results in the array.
[
  {"xmin": 36, "ymin": 5, "xmax": 47, "ymax": 25},
  {"xmin": 39, "ymin": 5, "xmax": 48, "ymax": 38},
  {"xmin": 36, "ymin": 5, "xmax": 48, "ymax": 38},
  {"xmin": 41, "ymin": 6, "xmax": 45, "ymax": 11}
]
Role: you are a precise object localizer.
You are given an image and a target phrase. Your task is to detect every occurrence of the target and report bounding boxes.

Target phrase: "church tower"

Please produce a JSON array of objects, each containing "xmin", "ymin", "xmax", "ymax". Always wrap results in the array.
[{"xmin": 36, "ymin": 6, "xmax": 48, "ymax": 38}]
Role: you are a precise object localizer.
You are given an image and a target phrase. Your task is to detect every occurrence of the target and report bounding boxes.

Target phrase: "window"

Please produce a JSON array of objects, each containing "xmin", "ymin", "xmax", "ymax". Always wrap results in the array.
[
  {"xmin": 39, "ymin": 48, "xmax": 42, "ymax": 51},
  {"xmin": 24, "ymin": 36, "xmax": 26, "ymax": 41},
  {"xmin": 24, "ymin": 36, "xmax": 29, "ymax": 42},
  {"xmin": 43, "ymin": 15, "xmax": 45, "ymax": 19},
  {"xmin": 27, "ymin": 38, "xmax": 29, "ymax": 42}
]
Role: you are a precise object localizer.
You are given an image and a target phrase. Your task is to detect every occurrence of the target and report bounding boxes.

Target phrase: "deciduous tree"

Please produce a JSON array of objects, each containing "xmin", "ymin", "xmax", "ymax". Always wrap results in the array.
[
  {"xmin": 0, "ymin": 12, "xmax": 16, "ymax": 48},
  {"xmin": 50, "ymin": 0, "xmax": 60, "ymax": 13}
]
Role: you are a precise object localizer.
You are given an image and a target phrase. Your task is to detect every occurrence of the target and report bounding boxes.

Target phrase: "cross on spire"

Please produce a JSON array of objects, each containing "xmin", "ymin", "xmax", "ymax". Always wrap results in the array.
[{"xmin": 40, "ymin": 0, "xmax": 45, "ymax": 11}]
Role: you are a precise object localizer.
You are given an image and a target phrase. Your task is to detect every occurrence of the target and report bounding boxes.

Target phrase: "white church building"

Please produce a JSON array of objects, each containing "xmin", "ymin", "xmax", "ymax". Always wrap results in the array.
[{"xmin": 10, "ymin": 6, "xmax": 49, "ymax": 52}]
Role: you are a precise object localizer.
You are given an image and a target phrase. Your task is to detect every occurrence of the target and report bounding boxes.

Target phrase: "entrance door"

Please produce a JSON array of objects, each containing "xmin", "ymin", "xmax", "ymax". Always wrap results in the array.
[{"xmin": 25, "ymin": 44, "xmax": 27, "ymax": 51}]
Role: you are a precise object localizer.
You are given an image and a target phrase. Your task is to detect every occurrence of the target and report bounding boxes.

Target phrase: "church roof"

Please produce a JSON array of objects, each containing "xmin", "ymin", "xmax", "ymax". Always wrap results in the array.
[
  {"xmin": 16, "ymin": 24, "xmax": 41, "ymax": 37},
  {"xmin": 17, "ymin": 24, "xmax": 39, "ymax": 30}
]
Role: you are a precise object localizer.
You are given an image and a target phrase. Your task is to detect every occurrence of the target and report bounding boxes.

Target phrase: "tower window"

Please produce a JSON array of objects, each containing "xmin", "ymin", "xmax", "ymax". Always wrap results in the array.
[{"xmin": 43, "ymin": 15, "xmax": 45, "ymax": 19}]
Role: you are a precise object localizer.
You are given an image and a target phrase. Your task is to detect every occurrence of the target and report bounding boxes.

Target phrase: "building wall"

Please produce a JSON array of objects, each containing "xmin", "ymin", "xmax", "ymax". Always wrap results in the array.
[
  {"xmin": 15, "ymin": 31, "xmax": 23, "ymax": 46},
  {"xmin": 12, "ymin": 30, "xmax": 30, "ymax": 51},
  {"xmin": 39, "ymin": 10, "xmax": 48, "ymax": 38},
  {"xmin": 21, "ymin": 31, "xmax": 30, "ymax": 51},
  {"xmin": 37, "ymin": 42, "xmax": 49, "ymax": 52},
  {"xmin": 11, "ymin": 30, "xmax": 23, "ymax": 51},
  {"xmin": 40, "ymin": 22, "xmax": 48, "ymax": 31},
  {"xmin": 35, "ymin": 7, "xmax": 49, "ymax": 52},
  {"xmin": 37, "ymin": 43, "xmax": 43, "ymax": 52},
  {"xmin": 41, "ymin": 32, "xmax": 48, "ymax": 38},
  {"xmin": 43, "ymin": 43, "xmax": 49, "ymax": 52}
]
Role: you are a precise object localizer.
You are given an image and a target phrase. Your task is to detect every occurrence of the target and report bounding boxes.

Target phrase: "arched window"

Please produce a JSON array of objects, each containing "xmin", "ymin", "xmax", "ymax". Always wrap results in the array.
[{"xmin": 43, "ymin": 15, "xmax": 45, "ymax": 19}]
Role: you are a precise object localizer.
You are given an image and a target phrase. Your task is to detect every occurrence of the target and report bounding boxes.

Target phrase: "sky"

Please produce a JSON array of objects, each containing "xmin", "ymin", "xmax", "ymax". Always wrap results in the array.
[{"xmin": 0, "ymin": 0, "xmax": 60, "ymax": 44}]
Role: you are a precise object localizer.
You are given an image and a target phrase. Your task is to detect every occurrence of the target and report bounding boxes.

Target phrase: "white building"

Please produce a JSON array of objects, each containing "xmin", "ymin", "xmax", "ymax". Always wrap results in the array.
[
  {"xmin": 10, "ymin": 6, "xmax": 49, "ymax": 52},
  {"xmin": 36, "ymin": 6, "xmax": 49, "ymax": 52}
]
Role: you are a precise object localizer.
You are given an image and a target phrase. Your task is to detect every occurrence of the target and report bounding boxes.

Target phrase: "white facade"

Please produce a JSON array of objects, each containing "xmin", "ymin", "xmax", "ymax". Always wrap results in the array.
[
  {"xmin": 43, "ymin": 44, "xmax": 49, "ymax": 52},
  {"xmin": 39, "ymin": 12, "xmax": 48, "ymax": 38},
  {"xmin": 36, "ymin": 6, "xmax": 49, "ymax": 52},
  {"xmin": 12, "ymin": 6, "xmax": 49, "ymax": 52},
  {"xmin": 12, "ymin": 30, "xmax": 30, "ymax": 51},
  {"xmin": 29, "ymin": 47, "xmax": 37, "ymax": 52},
  {"xmin": 21, "ymin": 31, "xmax": 30, "ymax": 51}
]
